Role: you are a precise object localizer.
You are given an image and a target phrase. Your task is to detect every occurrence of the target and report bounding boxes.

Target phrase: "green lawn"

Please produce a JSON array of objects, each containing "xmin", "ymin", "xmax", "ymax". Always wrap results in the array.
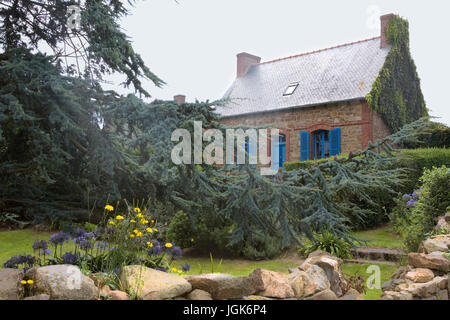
[
  {"xmin": 351, "ymin": 225, "xmax": 403, "ymax": 250},
  {"xmin": 1, "ymin": 228, "xmax": 399, "ymax": 300}
]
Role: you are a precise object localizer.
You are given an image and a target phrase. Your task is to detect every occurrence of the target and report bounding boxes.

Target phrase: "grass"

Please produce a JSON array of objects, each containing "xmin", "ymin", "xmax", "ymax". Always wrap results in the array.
[
  {"xmin": 351, "ymin": 225, "xmax": 403, "ymax": 250},
  {"xmin": 1, "ymin": 227, "xmax": 400, "ymax": 300}
]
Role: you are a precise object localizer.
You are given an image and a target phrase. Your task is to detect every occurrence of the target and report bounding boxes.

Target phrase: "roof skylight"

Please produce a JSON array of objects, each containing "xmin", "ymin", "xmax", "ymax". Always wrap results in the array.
[{"xmin": 283, "ymin": 82, "xmax": 299, "ymax": 96}]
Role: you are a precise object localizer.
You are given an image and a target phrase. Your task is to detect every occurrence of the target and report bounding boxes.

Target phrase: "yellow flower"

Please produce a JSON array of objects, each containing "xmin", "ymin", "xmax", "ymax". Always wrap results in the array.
[
  {"xmin": 21, "ymin": 280, "xmax": 27, "ymax": 285},
  {"xmin": 136, "ymin": 213, "xmax": 143, "ymax": 218},
  {"xmin": 116, "ymin": 215, "xmax": 124, "ymax": 220},
  {"xmin": 108, "ymin": 221, "xmax": 115, "ymax": 225},
  {"xmin": 130, "ymin": 234, "xmax": 135, "ymax": 238},
  {"xmin": 133, "ymin": 229, "xmax": 139, "ymax": 234},
  {"xmin": 27, "ymin": 280, "xmax": 33, "ymax": 284},
  {"xmin": 140, "ymin": 219, "xmax": 148, "ymax": 225},
  {"xmin": 151, "ymin": 220, "xmax": 155, "ymax": 224},
  {"xmin": 165, "ymin": 243, "xmax": 173, "ymax": 248},
  {"xmin": 130, "ymin": 219, "xmax": 136, "ymax": 223},
  {"xmin": 171, "ymin": 267, "xmax": 177, "ymax": 273},
  {"xmin": 134, "ymin": 207, "xmax": 141, "ymax": 213},
  {"xmin": 146, "ymin": 242, "xmax": 154, "ymax": 247},
  {"xmin": 191, "ymin": 238, "xmax": 194, "ymax": 242},
  {"xmin": 104, "ymin": 205, "xmax": 114, "ymax": 211},
  {"xmin": 153, "ymin": 228, "xmax": 158, "ymax": 232},
  {"xmin": 146, "ymin": 227, "xmax": 153, "ymax": 233},
  {"xmin": 177, "ymin": 270, "xmax": 183, "ymax": 274},
  {"xmin": 136, "ymin": 232, "xmax": 143, "ymax": 237}
]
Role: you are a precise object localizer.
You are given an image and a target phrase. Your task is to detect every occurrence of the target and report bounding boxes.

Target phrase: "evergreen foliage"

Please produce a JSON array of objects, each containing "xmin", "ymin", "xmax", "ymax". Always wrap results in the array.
[{"xmin": 366, "ymin": 15, "xmax": 427, "ymax": 132}]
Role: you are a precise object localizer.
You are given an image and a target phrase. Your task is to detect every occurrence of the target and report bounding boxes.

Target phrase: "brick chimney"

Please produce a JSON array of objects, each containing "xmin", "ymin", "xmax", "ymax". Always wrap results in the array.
[
  {"xmin": 236, "ymin": 52, "xmax": 261, "ymax": 77},
  {"xmin": 174, "ymin": 95, "xmax": 185, "ymax": 104},
  {"xmin": 380, "ymin": 13, "xmax": 395, "ymax": 48}
]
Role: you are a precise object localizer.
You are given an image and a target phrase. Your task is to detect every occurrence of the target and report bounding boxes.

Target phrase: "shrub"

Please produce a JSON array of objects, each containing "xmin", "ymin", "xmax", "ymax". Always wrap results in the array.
[
  {"xmin": 166, "ymin": 210, "xmax": 286, "ymax": 260},
  {"xmin": 390, "ymin": 165, "xmax": 450, "ymax": 252},
  {"xmin": 298, "ymin": 230, "xmax": 352, "ymax": 259},
  {"xmin": 3, "ymin": 201, "xmax": 189, "ymax": 275}
]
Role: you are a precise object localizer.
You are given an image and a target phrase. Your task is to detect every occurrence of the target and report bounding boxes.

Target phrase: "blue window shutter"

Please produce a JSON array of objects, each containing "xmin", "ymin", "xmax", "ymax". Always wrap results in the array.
[
  {"xmin": 330, "ymin": 128, "xmax": 341, "ymax": 156},
  {"xmin": 271, "ymin": 135, "xmax": 279, "ymax": 170},
  {"xmin": 300, "ymin": 131, "xmax": 309, "ymax": 161},
  {"xmin": 248, "ymin": 138, "xmax": 257, "ymax": 165}
]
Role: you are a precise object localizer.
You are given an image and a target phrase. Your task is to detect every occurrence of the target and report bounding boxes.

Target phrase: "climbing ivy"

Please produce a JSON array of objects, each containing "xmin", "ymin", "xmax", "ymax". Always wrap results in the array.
[{"xmin": 366, "ymin": 15, "xmax": 427, "ymax": 133}]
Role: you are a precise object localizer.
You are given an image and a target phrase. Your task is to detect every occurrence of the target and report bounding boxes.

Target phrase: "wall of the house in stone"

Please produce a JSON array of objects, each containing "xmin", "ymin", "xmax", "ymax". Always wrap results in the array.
[{"xmin": 219, "ymin": 100, "xmax": 391, "ymax": 162}]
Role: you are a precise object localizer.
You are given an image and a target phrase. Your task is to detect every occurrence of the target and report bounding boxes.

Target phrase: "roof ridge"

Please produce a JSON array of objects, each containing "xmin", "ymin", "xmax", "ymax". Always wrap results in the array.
[{"xmin": 257, "ymin": 36, "xmax": 381, "ymax": 65}]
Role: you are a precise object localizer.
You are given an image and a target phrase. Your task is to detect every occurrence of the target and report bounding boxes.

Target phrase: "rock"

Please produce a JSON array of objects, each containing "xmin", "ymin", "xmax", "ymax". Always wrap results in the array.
[
  {"xmin": 381, "ymin": 290, "xmax": 413, "ymax": 300},
  {"xmin": 186, "ymin": 289, "xmax": 212, "ymax": 300},
  {"xmin": 422, "ymin": 235, "xmax": 450, "ymax": 254},
  {"xmin": 288, "ymin": 271, "xmax": 308, "ymax": 298},
  {"xmin": 408, "ymin": 252, "xmax": 449, "ymax": 272},
  {"xmin": 437, "ymin": 289, "xmax": 448, "ymax": 300},
  {"xmin": 24, "ymin": 294, "xmax": 50, "ymax": 300},
  {"xmin": 249, "ymin": 268, "xmax": 294, "ymax": 299},
  {"xmin": 397, "ymin": 276, "xmax": 447, "ymax": 298},
  {"xmin": 25, "ymin": 265, "xmax": 98, "ymax": 300},
  {"xmin": 405, "ymin": 268, "xmax": 435, "ymax": 283},
  {"xmin": 303, "ymin": 265, "xmax": 330, "ymax": 297},
  {"xmin": 382, "ymin": 279, "xmax": 406, "ymax": 291},
  {"xmin": 243, "ymin": 295, "xmax": 273, "ymax": 300},
  {"xmin": 88, "ymin": 273, "xmax": 108, "ymax": 288},
  {"xmin": 444, "ymin": 212, "xmax": 450, "ymax": 223},
  {"xmin": 435, "ymin": 217, "xmax": 450, "ymax": 233},
  {"xmin": 184, "ymin": 274, "xmax": 255, "ymax": 300},
  {"xmin": 288, "ymin": 268, "xmax": 299, "ymax": 274},
  {"xmin": 100, "ymin": 285, "xmax": 112, "ymax": 296},
  {"xmin": 304, "ymin": 289, "xmax": 337, "ymax": 300},
  {"xmin": 299, "ymin": 253, "xmax": 346, "ymax": 296},
  {"xmin": 0, "ymin": 268, "xmax": 24, "ymax": 300},
  {"xmin": 433, "ymin": 276, "xmax": 448, "ymax": 290},
  {"xmin": 109, "ymin": 290, "xmax": 129, "ymax": 300},
  {"xmin": 338, "ymin": 288, "xmax": 363, "ymax": 300},
  {"xmin": 120, "ymin": 265, "xmax": 191, "ymax": 300},
  {"xmin": 307, "ymin": 250, "xmax": 332, "ymax": 258},
  {"xmin": 391, "ymin": 266, "xmax": 412, "ymax": 280}
]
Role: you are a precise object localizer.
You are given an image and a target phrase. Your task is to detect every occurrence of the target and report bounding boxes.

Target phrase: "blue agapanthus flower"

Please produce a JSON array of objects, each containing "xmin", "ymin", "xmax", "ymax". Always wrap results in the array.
[
  {"xmin": 49, "ymin": 232, "xmax": 70, "ymax": 246},
  {"xmin": 39, "ymin": 248, "xmax": 52, "ymax": 256},
  {"xmin": 181, "ymin": 263, "xmax": 190, "ymax": 272},
  {"xmin": 32, "ymin": 240, "xmax": 48, "ymax": 252},
  {"xmin": 95, "ymin": 241, "xmax": 108, "ymax": 251},
  {"xmin": 2, "ymin": 254, "xmax": 36, "ymax": 269},
  {"xmin": 70, "ymin": 227, "xmax": 86, "ymax": 239},
  {"xmin": 406, "ymin": 199, "xmax": 418, "ymax": 207},
  {"xmin": 155, "ymin": 267, "xmax": 167, "ymax": 273},
  {"xmin": 61, "ymin": 251, "xmax": 78, "ymax": 264},
  {"xmin": 73, "ymin": 236, "xmax": 92, "ymax": 250},
  {"xmin": 167, "ymin": 246, "xmax": 182, "ymax": 258},
  {"xmin": 148, "ymin": 245, "xmax": 162, "ymax": 256}
]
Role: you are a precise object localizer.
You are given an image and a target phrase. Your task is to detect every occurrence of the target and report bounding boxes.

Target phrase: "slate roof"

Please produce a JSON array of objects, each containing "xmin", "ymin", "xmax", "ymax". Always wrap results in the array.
[{"xmin": 217, "ymin": 36, "xmax": 391, "ymax": 118}]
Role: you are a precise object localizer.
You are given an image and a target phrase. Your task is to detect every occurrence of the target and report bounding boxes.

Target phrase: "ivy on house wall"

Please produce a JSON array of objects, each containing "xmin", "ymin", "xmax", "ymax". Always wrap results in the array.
[{"xmin": 366, "ymin": 15, "xmax": 428, "ymax": 133}]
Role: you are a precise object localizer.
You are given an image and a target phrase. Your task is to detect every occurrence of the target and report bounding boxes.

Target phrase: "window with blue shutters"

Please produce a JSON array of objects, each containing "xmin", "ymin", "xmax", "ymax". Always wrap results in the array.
[
  {"xmin": 300, "ymin": 131, "xmax": 309, "ymax": 161},
  {"xmin": 330, "ymin": 127, "xmax": 341, "ymax": 156}
]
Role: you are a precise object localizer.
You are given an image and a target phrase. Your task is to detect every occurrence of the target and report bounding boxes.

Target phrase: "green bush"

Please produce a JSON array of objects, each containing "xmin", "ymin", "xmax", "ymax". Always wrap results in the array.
[
  {"xmin": 403, "ymin": 122, "xmax": 450, "ymax": 149},
  {"xmin": 298, "ymin": 231, "xmax": 352, "ymax": 259},
  {"xmin": 390, "ymin": 165, "xmax": 450, "ymax": 252},
  {"xmin": 283, "ymin": 154, "xmax": 349, "ymax": 171},
  {"xmin": 166, "ymin": 210, "xmax": 285, "ymax": 260}
]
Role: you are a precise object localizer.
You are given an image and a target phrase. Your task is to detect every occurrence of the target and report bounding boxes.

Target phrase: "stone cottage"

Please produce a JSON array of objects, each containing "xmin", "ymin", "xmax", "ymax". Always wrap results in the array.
[{"xmin": 216, "ymin": 14, "xmax": 405, "ymax": 168}]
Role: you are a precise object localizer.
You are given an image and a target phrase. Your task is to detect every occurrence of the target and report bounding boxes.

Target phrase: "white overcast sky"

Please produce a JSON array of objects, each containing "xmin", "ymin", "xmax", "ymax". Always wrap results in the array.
[{"xmin": 104, "ymin": 0, "xmax": 450, "ymax": 125}]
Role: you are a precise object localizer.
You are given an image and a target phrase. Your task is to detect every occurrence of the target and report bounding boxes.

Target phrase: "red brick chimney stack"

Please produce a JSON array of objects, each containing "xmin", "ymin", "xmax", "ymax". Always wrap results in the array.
[
  {"xmin": 236, "ymin": 52, "xmax": 261, "ymax": 77},
  {"xmin": 380, "ymin": 13, "xmax": 395, "ymax": 48},
  {"xmin": 174, "ymin": 95, "xmax": 186, "ymax": 104}
]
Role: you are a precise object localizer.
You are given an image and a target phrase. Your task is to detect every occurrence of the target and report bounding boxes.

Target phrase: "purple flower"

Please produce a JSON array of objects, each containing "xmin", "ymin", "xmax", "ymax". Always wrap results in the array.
[
  {"xmin": 95, "ymin": 241, "xmax": 108, "ymax": 251},
  {"xmin": 73, "ymin": 236, "xmax": 92, "ymax": 250},
  {"xmin": 32, "ymin": 240, "xmax": 48, "ymax": 252},
  {"xmin": 406, "ymin": 199, "xmax": 417, "ymax": 207},
  {"xmin": 2, "ymin": 255, "xmax": 36, "ymax": 269},
  {"xmin": 148, "ymin": 245, "xmax": 162, "ymax": 256},
  {"xmin": 39, "ymin": 248, "xmax": 52, "ymax": 256},
  {"xmin": 70, "ymin": 228, "xmax": 86, "ymax": 239},
  {"xmin": 62, "ymin": 251, "xmax": 78, "ymax": 264},
  {"xmin": 49, "ymin": 232, "xmax": 70, "ymax": 246},
  {"xmin": 155, "ymin": 267, "xmax": 167, "ymax": 273},
  {"xmin": 402, "ymin": 194, "xmax": 411, "ymax": 200},
  {"xmin": 181, "ymin": 263, "xmax": 190, "ymax": 272},
  {"xmin": 412, "ymin": 190, "xmax": 420, "ymax": 199},
  {"xmin": 167, "ymin": 246, "xmax": 182, "ymax": 258}
]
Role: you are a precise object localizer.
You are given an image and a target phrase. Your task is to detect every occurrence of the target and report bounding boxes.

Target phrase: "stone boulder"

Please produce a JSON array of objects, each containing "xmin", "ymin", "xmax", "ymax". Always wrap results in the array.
[
  {"xmin": 303, "ymin": 265, "xmax": 330, "ymax": 297},
  {"xmin": 25, "ymin": 265, "xmax": 98, "ymax": 300},
  {"xmin": 338, "ymin": 288, "xmax": 363, "ymax": 300},
  {"xmin": 299, "ymin": 252, "xmax": 347, "ymax": 296},
  {"xmin": 100, "ymin": 285, "xmax": 129, "ymax": 300},
  {"xmin": 303, "ymin": 288, "xmax": 337, "ymax": 300},
  {"xmin": 408, "ymin": 252, "xmax": 449, "ymax": 272},
  {"xmin": 435, "ymin": 216, "xmax": 450, "ymax": 233},
  {"xmin": 422, "ymin": 235, "xmax": 450, "ymax": 254},
  {"xmin": 0, "ymin": 269, "xmax": 24, "ymax": 300},
  {"xmin": 186, "ymin": 289, "xmax": 213, "ymax": 300},
  {"xmin": 405, "ymin": 268, "xmax": 435, "ymax": 283},
  {"xmin": 288, "ymin": 270, "xmax": 308, "ymax": 298},
  {"xmin": 120, "ymin": 265, "xmax": 191, "ymax": 300},
  {"xmin": 184, "ymin": 274, "xmax": 255, "ymax": 300},
  {"xmin": 249, "ymin": 268, "xmax": 294, "ymax": 299},
  {"xmin": 381, "ymin": 290, "xmax": 413, "ymax": 300},
  {"xmin": 24, "ymin": 294, "xmax": 50, "ymax": 300}
]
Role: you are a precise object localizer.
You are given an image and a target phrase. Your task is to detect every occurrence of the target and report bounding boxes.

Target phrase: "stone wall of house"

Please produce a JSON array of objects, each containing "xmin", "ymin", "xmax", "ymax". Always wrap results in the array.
[
  {"xmin": 220, "ymin": 100, "xmax": 390, "ymax": 162},
  {"xmin": 372, "ymin": 112, "xmax": 392, "ymax": 143}
]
